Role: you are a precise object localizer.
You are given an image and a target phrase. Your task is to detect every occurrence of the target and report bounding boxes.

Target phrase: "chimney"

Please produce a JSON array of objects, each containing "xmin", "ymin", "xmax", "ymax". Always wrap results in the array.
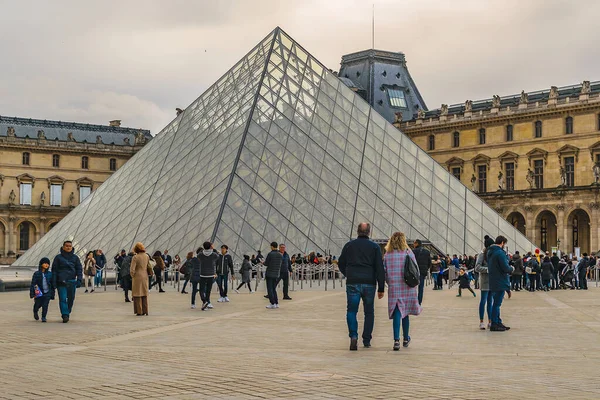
[
  {"xmin": 176, "ymin": 108, "xmax": 184, "ymax": 116},
  {"xmin": 109, "ymin": 120, "xmax": 121, "ymax": 127}
]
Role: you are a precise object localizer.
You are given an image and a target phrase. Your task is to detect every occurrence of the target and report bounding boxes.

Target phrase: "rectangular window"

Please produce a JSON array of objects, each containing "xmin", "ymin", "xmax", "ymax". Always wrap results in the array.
[
  {"xmin": 479, "ymin": 128, "xmax": 486, "ymax": 145},
  {"xmin": 387, "ymin": 88, "xmax": 407, "ymax": 108},
  {"xmin": 22, "ymin": 152, "xmax": 30, "ymax": 165},
  {"xmin": 50, "ymin": 184, "xmax": 62, "ymax": 206},
  {"xmin": 535, "ymin": 121, "xmax": 542, "ymax": 138},
  {"xmin": 79, "ymin": 186, "xmax": 91, "ymax": 203},
  {"xmin": 52, "ymin": 154, "xmax": 60, "ymax": 168},
  {"xmin": 565, "ymin": 156, "xmax": 575, "ymax": 187},
  {"xmin": 534, "ymin": 160, "xmax": 544, "ymax": 189},
  {"xmin": 81, "ymin": 156, "xmax": 89, "ymax": 169},
  {"xmin": 19, "ymin": 183, "xmax": 32, "ymax": 205},
  {"xmin": 565, "ymin": 117, "xmax": 573, "ymax": 134},
  {"xmin": 505, "ymin": 162, "xmax": 515, "ymax": 191},
  {"xmin": 109, "ymin": 158, "xmax": 117, "ymax": 171},
  {"xmin": 506, "ymin": 125, "xmax": 513, "ymax": 142},
  {"xmin": 452, "ymin": 167, "xmax": 461, "ymax": 181},
  {"xmin": 478, "ymin": 165, "xmax": 487, "ymax": 193}
]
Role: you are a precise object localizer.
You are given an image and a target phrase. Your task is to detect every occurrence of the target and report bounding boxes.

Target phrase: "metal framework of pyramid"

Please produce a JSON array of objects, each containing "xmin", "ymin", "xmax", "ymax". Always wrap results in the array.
[{"xmin": 13, "ymin": 27, "xmax": 535, "ymax": 266}]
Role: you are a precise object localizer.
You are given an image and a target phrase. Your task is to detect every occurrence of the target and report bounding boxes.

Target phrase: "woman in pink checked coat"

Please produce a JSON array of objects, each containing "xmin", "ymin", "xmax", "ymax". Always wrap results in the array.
[{"xmin": 383, "ymin": 232, "xmax": 422, "ymax": 351}]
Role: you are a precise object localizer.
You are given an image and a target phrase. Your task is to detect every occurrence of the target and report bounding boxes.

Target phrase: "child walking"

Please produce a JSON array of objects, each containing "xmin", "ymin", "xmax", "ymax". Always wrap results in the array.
[
  {"xmin": 29, "ymin": 257, "xmax": 55, "ymax": 322},
  {"xmin": 453, "ymin": 268, "xmax": 476, "ymax": 297}
]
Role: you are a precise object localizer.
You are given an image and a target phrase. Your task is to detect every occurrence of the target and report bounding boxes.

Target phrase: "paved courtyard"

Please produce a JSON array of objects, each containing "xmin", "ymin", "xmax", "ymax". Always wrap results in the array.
[{"xmin": 1, "ymin": 281, "xmax": 600, "ymax": 399}]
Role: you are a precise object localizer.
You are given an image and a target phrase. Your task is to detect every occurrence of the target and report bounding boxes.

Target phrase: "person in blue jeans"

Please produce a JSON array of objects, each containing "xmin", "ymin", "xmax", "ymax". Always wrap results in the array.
[
  {"xmin": 475, "ymin": 237, "xmax": 495, "ymax": 330},
  {"xmin": 51, "ymin": 240, "xmax": 83, "ymax": 323},
  {"xmin": 338, "ymin": 222, "xmax": 385, "ymax": 351},
  {"xmin": 94, "ymin": 249, "xmax": 106, "ymax": 288},
  {"xmin": 486, "ymin": 236, "xmax": 514, "ymax": 332}
]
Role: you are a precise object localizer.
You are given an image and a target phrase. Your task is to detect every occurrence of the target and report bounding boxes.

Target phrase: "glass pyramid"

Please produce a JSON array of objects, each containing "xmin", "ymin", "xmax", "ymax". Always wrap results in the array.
[{"xmin": 13, "ymin": 27, "xmax": 535, "ymax": 266}]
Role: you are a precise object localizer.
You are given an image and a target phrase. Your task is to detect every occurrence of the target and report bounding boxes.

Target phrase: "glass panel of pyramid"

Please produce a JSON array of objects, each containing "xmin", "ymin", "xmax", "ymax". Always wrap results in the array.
[{"xmin": 13, "ymin": 27, "xmax": 535, "ymax": 267}]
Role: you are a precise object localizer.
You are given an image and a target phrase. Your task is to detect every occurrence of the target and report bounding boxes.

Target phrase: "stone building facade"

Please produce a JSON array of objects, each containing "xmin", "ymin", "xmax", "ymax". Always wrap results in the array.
[
  {"xmin": 0, "ymin": 116, "xmax": 151, "ymax": 263},
  {"xmin": 397, "ymin": 81, "xmax": 600, "ymax": 255}
]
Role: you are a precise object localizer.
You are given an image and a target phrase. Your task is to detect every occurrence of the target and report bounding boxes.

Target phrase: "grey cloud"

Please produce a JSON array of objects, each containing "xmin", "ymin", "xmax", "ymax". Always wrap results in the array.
[{"xmin": 0, "ymin": 0, "xmax": 597, "ymax": 132}]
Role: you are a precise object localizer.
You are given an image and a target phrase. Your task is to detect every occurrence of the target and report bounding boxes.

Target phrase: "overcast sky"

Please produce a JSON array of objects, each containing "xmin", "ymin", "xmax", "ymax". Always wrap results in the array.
[{"xmin": 1, "ymin": 0, "xmax": 598, "ymax": 134}]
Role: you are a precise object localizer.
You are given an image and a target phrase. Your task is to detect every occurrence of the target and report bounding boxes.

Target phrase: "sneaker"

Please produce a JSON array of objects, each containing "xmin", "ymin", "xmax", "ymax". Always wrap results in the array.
[
  {"xmin": 487, "ymin": 322, "xmax": 491, "ymax": 329},
  {"xmin": 62, "ymin": 315, "xmax": 69, "ymax": 323},
  {"xmin": 275, "ymin": 304, "xmax": 279, "ymax": 308},
  {"xmin": 201, "ymin": 302, "xmax": 209, "ymax": 310},
  {"xmin": 456, "ymin": 294, "xmax": 461, "ymax": 297},
  {"xmin": 490, "ymin": 324, "xmax": 506, "ymax": 332},
  {"xmin": 350, "ymin": 338, "xmax": 358, "ymax": 351},
  {"xmin": 41, "ymin": 318, "xmax": 47, "ymax": 323},
  {"xmin": 479, "ymin": 322, "xmax": 486, "ymax": 330},
  {"xmin": 283, "ymin": 296, "xmax": 292, "ymax": 300},
  {"xmin": 33, "ymin": 311, "xmax": 39, "ymax": 321},
  {"xmin": 217, "ymin": 297, "xmax": 224, "ymax": 303},
  {"xmin": 393, "ymin": 341, "xmax": 401, "ymax": 351},
  {"xmin": 266, "ymin": 304, "xmax": 276, "ymax": 309},
  {"xmin": 363, "ymin": 342, "xmax": 371, "ymax": 348},
  {"xmin": 191, "ymin": 304, "xmax": 196, "ymax": 309},
  {"xmin": 234, "ymin": 289, "xmax": 240, "ymax": 294},
  {"xmin": 207, "ymin": 303, "xmax": 213, "ymax": 309},
  {"xmin": 250, "ymin": 290, "xmax": 255, "ymax": 293},
  {"xmin": 499, "ymin": 323, "xmax": 511, "ymax": 331},
  {"xmin": 224, "ymin": 297, "xmax": 230, "ymax": 302},
  {"xmin": 181, "ymin": 291, "xmax": 188, "ymax": 294},
  {"xmin": 159, "ymin": 290, "xmax": 165, "ymax": 293},
  {"xmin": 403, "ymin": 336, "xmax": 411, "ymax": 348}
]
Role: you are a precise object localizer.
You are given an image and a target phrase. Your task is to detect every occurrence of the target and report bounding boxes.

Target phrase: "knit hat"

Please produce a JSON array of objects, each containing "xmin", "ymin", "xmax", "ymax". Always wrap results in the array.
[
  {"xmin": 484, "ymin": 237, "xmax": 494, "ymax": 248},
  {"xmin": 39, "ymin": 257, "xmax": 51, "ymax": 267}
]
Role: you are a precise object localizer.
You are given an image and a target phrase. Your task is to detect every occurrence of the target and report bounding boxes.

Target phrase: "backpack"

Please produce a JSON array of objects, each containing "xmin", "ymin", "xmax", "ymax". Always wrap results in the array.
[{"xmin": 404, "ymin": 252, "xmax": 420, "ymax": 288}]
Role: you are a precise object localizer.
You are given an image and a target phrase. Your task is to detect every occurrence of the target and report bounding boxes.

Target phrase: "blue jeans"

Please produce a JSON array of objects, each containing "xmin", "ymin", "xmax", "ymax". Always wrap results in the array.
[
  {"xmin": 346, "ymin": 284, "xmax": 376, "ymax": 343},
  {"xmin": 490, "ymin": 291, "xmax": 505, "ymax": 324},
  {"xmin": 216, "ymin": 274, "xmax": 229, "ymax": 297},
  {"xmin": 392, "ymin": 306, "xmax": 410, "ymax": 341},
  {"xmin": 432, "ymin": 273, "xmax": 439, "ymax": 288},
  {"xmin": 417, "ymin": 274, "xmax": 427, "ymax": 304},
  {"xmin": 57, "ymin": 280, "xmax": 77, "ymax": 317},
  {"xmin": 94, "ymin": 270, "xmax": 102, "ymax": 287},
  {"xmin": 479, "ymin": 290, "xmax": 493, "ymax": 321}
]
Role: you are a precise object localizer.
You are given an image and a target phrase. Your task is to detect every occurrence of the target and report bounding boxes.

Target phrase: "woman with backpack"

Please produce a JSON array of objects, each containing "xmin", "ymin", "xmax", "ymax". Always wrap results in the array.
[
  {"xmin": 235, "ymin": 255, "xmax": 254, "ymax": 293},
  {"xmin": 383, "ymin": 231, "xmax": 422, "ymax": 351}
]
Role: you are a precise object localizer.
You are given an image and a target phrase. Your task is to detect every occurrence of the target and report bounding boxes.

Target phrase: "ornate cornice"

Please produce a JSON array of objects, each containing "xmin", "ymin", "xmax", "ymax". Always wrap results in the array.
[
  {"xmin": 0, "ymin": 138, "xmax": 144, "ymax": 157},
  {"xmin": 399, "ymin": 98, "xmax": 600, "ymax": 136}
]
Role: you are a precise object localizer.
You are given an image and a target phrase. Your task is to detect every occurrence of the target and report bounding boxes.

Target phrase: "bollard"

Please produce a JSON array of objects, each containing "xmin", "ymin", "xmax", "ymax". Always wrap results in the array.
[{"xmin": 325, "ymin": 264, "xmax": 328, "ymax": 291}]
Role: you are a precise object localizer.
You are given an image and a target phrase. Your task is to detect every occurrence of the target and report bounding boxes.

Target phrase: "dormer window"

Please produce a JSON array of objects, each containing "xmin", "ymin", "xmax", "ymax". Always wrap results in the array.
[{"xmin": 386, "ymin": 88, "xmax": 407, "ymax": 108}]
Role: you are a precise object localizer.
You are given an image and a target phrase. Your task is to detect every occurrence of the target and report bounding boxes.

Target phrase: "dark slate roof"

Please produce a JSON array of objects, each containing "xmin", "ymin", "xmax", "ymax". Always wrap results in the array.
[
  {"xmin": 0, "ymin": 116, "xmax": 151, "ymax": 146},
  {"xmin": 419, "ymin": 81, "xmax": 600, "ymax": 119}
]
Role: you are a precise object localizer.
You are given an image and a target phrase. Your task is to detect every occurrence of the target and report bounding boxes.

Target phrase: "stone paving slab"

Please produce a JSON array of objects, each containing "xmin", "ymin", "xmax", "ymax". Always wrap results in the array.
[{"xmin": 1, "ymin": 283, "xmax": 600, "ymax": 399}]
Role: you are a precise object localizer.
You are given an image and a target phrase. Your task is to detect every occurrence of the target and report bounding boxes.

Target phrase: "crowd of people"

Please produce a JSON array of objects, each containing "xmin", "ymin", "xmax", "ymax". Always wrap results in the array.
[{"xmin": 27, "ymin": 224, "xmax": 598, "ymax": 352}]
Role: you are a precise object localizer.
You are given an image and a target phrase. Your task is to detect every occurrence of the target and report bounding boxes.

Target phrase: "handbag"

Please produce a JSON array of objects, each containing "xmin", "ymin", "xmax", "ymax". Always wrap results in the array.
[
  {"xmin": 146, "ymin": 254, "xmax": 155, "ymax": 276},
  {"xmin": 404, "ymin": 251, "xmax": 420, "ymax": 288}
]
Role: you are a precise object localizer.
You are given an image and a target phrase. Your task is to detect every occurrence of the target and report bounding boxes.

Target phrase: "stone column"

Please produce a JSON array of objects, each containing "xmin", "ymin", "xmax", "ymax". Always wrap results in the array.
[
  {"xmin": 524, "ymin": 206, "xmax": 535, "ymax": 245},
  {"xmin": 7, "ymin": 216, "xmax": 16, "ymax": 255},
  {"xmin": 557, "ymin": 205, "xmax": 566, "ymax": 253}
]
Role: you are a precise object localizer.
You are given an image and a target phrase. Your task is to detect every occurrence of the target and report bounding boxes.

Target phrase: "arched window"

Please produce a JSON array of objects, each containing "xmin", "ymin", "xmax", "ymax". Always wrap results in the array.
[
  {"xmin": 452, "ymin": 131, "xmax": 460, "ymax": 148},
  {"xmin": 506, "ymin": 125, "xmax": 513, "ymax": 142},
  {"xmin": 565, "ymin": 116, "xmax": 573, "ymax": 134},
  {"xmin": 535, "ymin": 121, "xmax": 542, "ymax": 138},
  {"xmin": 109, "ymin": 158, "xmax": 117, "ymax": 171},
  {"xmin": 428, "ymin": 135, "xmax": 435, "ymax": 151},
  {"xmin": 81, "ymin": 156, "xmax": 89, "ymax": 169},
  {"xmin": 22, "ymin": 152, "xmax": 30, "ymax": 165},
  {"xmin": 479, "ymin": 128, "xmax": 486, "ymax": 145}
]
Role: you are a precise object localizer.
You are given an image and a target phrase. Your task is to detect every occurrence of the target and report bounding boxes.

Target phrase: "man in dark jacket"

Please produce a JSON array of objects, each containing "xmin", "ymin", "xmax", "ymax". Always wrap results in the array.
[
  {"xmin": 192, "ymin": 242, "xmax": 219, "ymax": 310},
  {"xmin": 162, "ymin": 250, "xmax": 172, "ymax": 284},
  {"xmin": 277, "ymin": 243, "xmax": 293, "ymax": 300},
  {"xmin": 114, "ymin": 249, "xmax": 126, "ymax": 286},
  {"xmin": 578, "ymin": 253, "xmax": 589, "ymax": 290},
  {"xmin": 550, "ymin": 252, "xmax": 560, "ymax": 289},
  {"xmin": 119, "ymin": 252, "xmax": 134, "ymax": 303},
  {"xmin": 413, "ymin": 239, "xmax": 432, "ymax": 305},
  {"xmin": 487, "ymin": 236, "xmax": 514, "ymax": 332},
  {"xmin": 51, "ymin": 240, "xmax": 83, "ymax": 323},
  {"xmin": 94, "ymin": 249, "xmax": 107, "ymax": 288},
  {"xmin": 263, "ymin": 242, "xmax": 283, "ymax": 309},
  {"xmin": 338, "ymin": 222, "xmax": 385, "ymax": 351},
  {"xmin": 216, "ymin": 245, "xmax": 234, "ymax": 302}
]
